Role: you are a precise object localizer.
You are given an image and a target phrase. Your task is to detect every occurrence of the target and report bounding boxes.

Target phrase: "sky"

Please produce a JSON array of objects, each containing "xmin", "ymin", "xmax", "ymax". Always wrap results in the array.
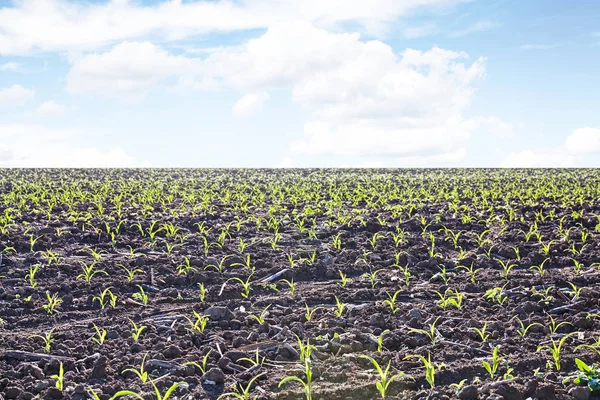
[{"xmin": 0, "ymin": 0, "xmax": 599, "ymax": 168}]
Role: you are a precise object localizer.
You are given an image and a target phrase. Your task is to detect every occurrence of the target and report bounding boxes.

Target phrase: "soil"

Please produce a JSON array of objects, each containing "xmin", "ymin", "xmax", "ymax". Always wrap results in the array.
[{"xmin": 1, "ymin": 169, "xmax": 600, "ymax": 400}]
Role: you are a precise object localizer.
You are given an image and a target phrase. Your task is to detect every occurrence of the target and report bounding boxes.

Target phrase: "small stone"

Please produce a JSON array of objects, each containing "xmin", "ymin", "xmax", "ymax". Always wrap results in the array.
[
  {"xmin": 74, "ymin": 384, "xmax": 86, "ymax": 394},
  {"xmin": 534, "ymin": 384, "xmax": 555, "ymax": 400},
  {"xmin": 130, "ymin": 343, "xmax": 144, "ymax": 353},
  {"xmin": 568, "ymin": 387, "xmax": 590, "ymax": 400},
  {"xmin": 369, "ymin": 313, "xmax": 385, "ymax": 328},
  {"xmin": 408, "ymin": 308, "xmax": 423, "ymax": 321},
  {"xmin": 34, "ymin": 381, "xmax": 50, "ymax": 393},
  {"xmin": 91, "ymin": 356, "xmax": 110, "ymax": 380},
  {"xmin": 163, "ymin": 345, "xmax": 181, "ymax": 359},
  {"xmin": 29, "ymin": 365, "xmax": 44, "ymax": 379},
  {"xmin": 205, "ymin": 306, "xmax": 234, "ymax": 321},
  {"xmin": 493, "ymin": 383, "xmax": 523, "ymax": 400},
  {"xmin": 202, "ymin": 367, "xmax": 225, "ymax": 384},
  {"xmin": 458, "ymin": 385, "xmax": 478, "ymax": 399},
  {"xmin": 5, "ymin": 386, "xmax": 22, "ymax": 399}
]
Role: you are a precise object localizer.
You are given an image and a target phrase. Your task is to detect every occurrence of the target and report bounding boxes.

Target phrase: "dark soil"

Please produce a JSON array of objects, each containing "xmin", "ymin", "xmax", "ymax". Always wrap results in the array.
[{"xmin": 1, "ymin": 169, "xmax": 600, "ymax": 400}]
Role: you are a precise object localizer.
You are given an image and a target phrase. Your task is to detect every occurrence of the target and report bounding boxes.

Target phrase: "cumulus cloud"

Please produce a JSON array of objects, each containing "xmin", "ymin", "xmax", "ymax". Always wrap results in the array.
[
  {"xmin": 0, "ymin": 0, "xmax": 468, "ymax": 55},
  {"xmin": 36, "ymin": 100, "xmax": 67, "ymax": 116},
  {"xmin": 67, "ymin": 22, "xmax": 498, "ymax": 160},
  {"xmin": 0, "ymin": 123, "xmax": 149, "ymax": 167},
  {"xmin": 0, "ymin": 84, "xmax": 35, "ymax": 107},
  {"xmin": 500, "ymin": 148, "xmax": 576, "ymax": 168},
  {"xmin": 501, "ymin": 127, "xmax": 600, "ymax": 167},
  {"xmin": 67, "ymin": 41, "xmax": 201, "ymax": 98},
  {"xmin": 0, "ymin": 62, "xmax": 19, "ymax": 71},
  {"xmin": 565, "ymin": 127, "xmax": 600, "ymax": 153},
  {"xmin": 233, "ymin": 92, "xmax": 269, "ymax": 115}
]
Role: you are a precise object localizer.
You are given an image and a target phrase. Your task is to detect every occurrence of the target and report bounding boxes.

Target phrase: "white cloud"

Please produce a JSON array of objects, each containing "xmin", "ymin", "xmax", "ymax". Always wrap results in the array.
[
  {"xmin": 565, "ymin": 127, "xmax": 600, "ymax": 153},
  {"xmin": 519, "ymin": 43, "xmax": 564, "ymax": 51},
  {"xmin": 66, "ymin": 22, "xmax": 493, "ymax": 159},
  {"xmin": 277, "ymin": 156, "xmax": 294, "ymax": 168},
  {"xmin": 501, "ymin": 127, "xmax": 600, "ymax": 167},
  {"xmin": 501, "ymin": 148, "xmax": 575, "ymax": 168},
  {"xmin": 36, "ymin": 100, "xmax": 66, "ymax": 116},
  {"xmin": 0, "ymin": 0, "xmax": 468, "ymax": 55},
  {"xmin": 0, "ymin": 62, "xmax": 19, "ymax": 71},
  {"xmin": 0, "ymin": 123, "xmax": 149, "ymax": 167},
  {"xmin": 448, "ymin": 20, "xmax": 498, "ymax": 38},
  {"xmin": 0, "ymin": 84, "xmax": 35, "ymax": 107},
  {"xmin": 233, "ymin": 92, "xmax": 269, "ymax": 115},
  {"xmin": 67, "ymin": 41, "xmax": 201, "ymax": 98}
]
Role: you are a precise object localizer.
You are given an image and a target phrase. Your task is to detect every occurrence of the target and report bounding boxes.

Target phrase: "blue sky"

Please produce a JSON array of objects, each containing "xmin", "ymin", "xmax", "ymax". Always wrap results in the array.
[{"xmin": 0, "ymin": 0, "xmax": 599, "ymax": 167}]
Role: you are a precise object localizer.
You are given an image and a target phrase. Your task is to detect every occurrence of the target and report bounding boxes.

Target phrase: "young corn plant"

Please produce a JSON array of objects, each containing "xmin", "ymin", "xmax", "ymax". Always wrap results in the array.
[
  {"xmin": 498, "ymin": 260, "xmax": 517, "ymax": 279},
  {"xmin": 338, "ymin": 270, "xmax": 349, "ymax": 288},
  {"xmin": 91, "ymin": 324, "xmax": 107, "ymax": 345},
  {"xmin": 367, "ymin": 232, "xmax": 385, "ymax": 250},
  {"xmin": 237, "ymin": 349, "xmax": 266, "ymax": 367},
  {"xmin": 484, "ymin": 284, "xmax": 508, "ymax": 306},
  {"xmin": 537, "ymin": 332, "xmax": 578, "ymax": 370},
  {"xmin": 305, "ymin": 304, "xmax": 323, "ymax": 322},
  {"xmin": 184, "ymin": 350, "xmax": 212, "ymax": 374},
  {"xmin": 217, "ymin": 373, "xmax": 265, "ymax": 400},
  {"xmin": 205, "ymin": 255, "xmax": 232, "ymax": 273},
  {"xmin": 248, "ymin": 305, "xmax": 271, "ymax": 325},
  {"xmin": 129, "ymin": 319, "xmax": 146, "ymax": 342},
  {"xmin": 530, "ymin": 258, "xmax": 550, "ymax": 277},
  {"xmin": 333, "ymin": 296, "xmax": 345, "ymax": 317},
  {"xmin": 279, "ymin": 357, "xmax": 313, "ymax": 400},
  {"xmin": 43, "ymin": 291, "xmax": 62, "ymax": 314},
  {"xmin": 360, "ymin": 356, "xmax": 412, "ymax": 399},
  {"xmin": 122, "ymin": 353, "xmax": 149, "ymax": 383},
  {"xmin": 548, "ymin": 314, "xmax": 573, "ymax": 335},
  {"xmin": 383, "ymin": 289, "xmax": 402, "ymax": 314},
  {"xmin": 119, "ymin": 264, "xmax": 143, "ymax": 282},
  {"xmin": 457, "ymin": 263, "xmax": 481, "ymax": 283},
  {"xmin": 408, "ymin": 316, "xmax": 441, "ymax": 344},
  {"xmin": 280, "ymin": 279, "xmax": 296, "ymax": 295},
  {"xmin": 132, "ymin": 285, "xmax": 149, "ymax": 305},
  {"xmin": 434, "ymin": 288, "xmax": 464, "ymax": 310},
  {"xmin": 482, "ymin": 346, "xmax": 502, "ymax": 378},
  {"xmin": 575, "ymin": 336, "xmax": 600, "ymax": 356},
  {"xmin": 513, "ymin": 317, "xmax": 543, "ymax": 338},
  {"xmin": 30, "ymin": 328, "xmax": 54, "ymax": 353},
  {"xmin": 198, "ymin": 283, "xmax": 207, "ymax": 302},
  {"xmin": 77, "ymin": 261, "xmax": 108, "ymax": 284},
  {"xmin": 363, "ymin": 269, "xmax": 384, "ymax": 289},
  {"xmin": 25, "ymin": 264, "xmax": 40, "ymax": 288},
  {"xmin": 183, "ymin": 311, "xmax": 209, "ymax": 333},
  {"xmin": 93, "ymin": 287, "xmax": 117, "ymax": 309},
  {"xmin": 224, "ymin": 274, "xmax": 253, "ymax": 299},
  {"xmin": 472, "ymin": 322, "xmax": 490, "ymax": 342},
  {"xmin": 404, "ymin": 353, "xmax": 439, "ymax": 388},
  {"xmin": 51, "ymin": 362, "xmax": 64, "ymax": 391}
]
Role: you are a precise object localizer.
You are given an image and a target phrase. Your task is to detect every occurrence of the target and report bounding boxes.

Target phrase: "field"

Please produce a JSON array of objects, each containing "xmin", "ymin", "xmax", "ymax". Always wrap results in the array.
[{"xmin": 1, "ymin": 169, "xmax": 600, "ymax": 400}]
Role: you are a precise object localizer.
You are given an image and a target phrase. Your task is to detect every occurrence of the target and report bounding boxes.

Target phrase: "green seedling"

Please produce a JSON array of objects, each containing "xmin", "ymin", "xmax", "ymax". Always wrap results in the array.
[
  {"xmin": 91, "ymin": 324, "xmax": 107, "ymax": 345},
  {"xmin": 537, "ymin": 332, "xmax": 577, "ymax": 370},
  {"xmin": 482, "ymin": 346, "xmax": 502, "ymax": 378},
  {"xmin": 30, "ymin": 328, "xmax": 54, "ymax": 353},
  {"xmin": 404, "ymin": 353, "xmax": 439, "ymax": 388},
  {"xmin": 249, "ymin": 305, "xmax": 271, "ymax": 325},
  {"xmin": 129, "ymin": 319, "xmax": 146, "ymax": 342},
  {"xmin": 51, "ymin": 362, "xmax": 64, "ymax": 391},
  {"xmin": 122, "ymin": 353, "xmax": 149, "ymax": 383},
  {"xmin": 184, "ymin": 350, "xmax": 212, "ymax": 374},
  {"xmin": 218, "ymin": 373, "xmax": 265, "ymax": 400},
  {"xmin": 408, "ymin": 316, "xmax": 441, "ymax": 344},
  {"xmin": 360, "ymin": 355, "xmax": 412, "ymax": 399}
]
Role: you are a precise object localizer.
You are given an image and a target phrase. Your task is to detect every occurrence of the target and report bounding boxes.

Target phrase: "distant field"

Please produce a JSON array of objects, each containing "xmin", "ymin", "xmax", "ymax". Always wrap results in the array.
[{"xmin": 1, "ymin": 169, "xmax": 599, "ymax": 399}]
